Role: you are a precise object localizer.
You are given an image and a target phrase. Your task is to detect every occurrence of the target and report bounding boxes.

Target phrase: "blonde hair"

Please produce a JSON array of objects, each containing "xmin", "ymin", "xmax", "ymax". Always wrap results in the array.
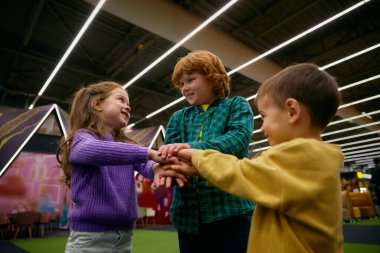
[
  {"xmin": 57, "ymin": 81, "xmax": 136, "ymax": 187},
  {"xmin": 172, "ymin": 50, "xmax": 230, "ymax": 97}
]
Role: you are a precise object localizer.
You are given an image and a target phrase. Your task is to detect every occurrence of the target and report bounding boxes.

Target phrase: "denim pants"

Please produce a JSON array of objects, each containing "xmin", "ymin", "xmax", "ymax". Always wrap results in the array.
[
  {"xmin": 178, "ymin": 212, "xmax": 252, "ymax": 253},
  {"xmin": 65, "ymin": 230, "xmax": 132, "ymax": 253}
]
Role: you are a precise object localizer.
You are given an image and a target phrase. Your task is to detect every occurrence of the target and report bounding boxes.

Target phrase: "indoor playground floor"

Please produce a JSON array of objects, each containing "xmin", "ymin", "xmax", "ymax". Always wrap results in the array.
[{"xmin": 1, "ymin": 219, "xmax": 379, "ymax": 253}]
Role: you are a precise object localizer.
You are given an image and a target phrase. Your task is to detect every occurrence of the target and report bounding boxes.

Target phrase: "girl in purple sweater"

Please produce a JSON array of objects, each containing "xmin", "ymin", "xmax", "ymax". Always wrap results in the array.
[{"xmin": 57, "ymin": 81, "xmax": 185, "ymax": 253}]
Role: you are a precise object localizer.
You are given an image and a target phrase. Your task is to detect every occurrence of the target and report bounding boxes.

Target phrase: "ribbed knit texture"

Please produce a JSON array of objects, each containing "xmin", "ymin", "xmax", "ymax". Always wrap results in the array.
[{"xmin": 68, "ymin": 130, "xmax": 155, "ymax": 232}]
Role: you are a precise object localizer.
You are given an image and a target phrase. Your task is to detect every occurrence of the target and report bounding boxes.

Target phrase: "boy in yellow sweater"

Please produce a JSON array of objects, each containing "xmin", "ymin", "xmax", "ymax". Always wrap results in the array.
[{"xmin": 166, "ymin": 63, "xmax": 344, "ymax": 253}]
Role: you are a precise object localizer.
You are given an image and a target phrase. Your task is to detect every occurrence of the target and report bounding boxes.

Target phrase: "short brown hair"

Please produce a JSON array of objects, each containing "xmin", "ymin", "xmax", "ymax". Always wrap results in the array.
[
  {"xmin": 255, "ymin": 63, "xmax": 341, "ymax": 129},
  {"xmin": 172, "ymin": 50, "xmax": 230, "ymax": 97}
]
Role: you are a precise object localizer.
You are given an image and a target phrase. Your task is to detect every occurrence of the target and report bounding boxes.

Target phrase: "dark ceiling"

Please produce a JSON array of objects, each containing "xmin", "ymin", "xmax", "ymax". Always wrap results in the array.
[{"xmin": 0, "ymin": 0, "xmax": 379, "ymax": 168}]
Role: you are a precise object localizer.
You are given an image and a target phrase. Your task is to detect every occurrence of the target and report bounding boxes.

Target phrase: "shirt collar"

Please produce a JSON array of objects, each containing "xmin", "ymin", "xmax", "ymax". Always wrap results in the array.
[{"xmin": 195, "ymin": 96, "xmax": 225, "ymax": 112}]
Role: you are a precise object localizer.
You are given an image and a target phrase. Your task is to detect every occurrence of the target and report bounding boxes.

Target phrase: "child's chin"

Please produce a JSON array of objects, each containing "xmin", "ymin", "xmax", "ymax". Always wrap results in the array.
[{"xmin": 186, "ymin": 100, "xmax": 196, "ymax": 105}]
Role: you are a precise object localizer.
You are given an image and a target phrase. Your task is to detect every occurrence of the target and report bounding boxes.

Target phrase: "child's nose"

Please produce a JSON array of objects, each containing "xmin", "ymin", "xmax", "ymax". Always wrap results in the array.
[{"xmin": 181, "ymin": 85, "xmax": 188, "ymax": 93}]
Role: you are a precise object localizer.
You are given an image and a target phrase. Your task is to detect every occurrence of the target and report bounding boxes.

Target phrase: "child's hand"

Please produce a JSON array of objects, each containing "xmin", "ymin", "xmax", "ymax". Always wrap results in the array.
[
  {"xmin": 152, "ymin": 163, "xmax": 187, "ymax": 188},
  {"xmin": 158, "ymin": 143, "xmax": 190, "ymax": 159},
  {"xmin": 169, "ymin": 158, "xmax": 200, "ymax": 177},
  {"xmin": 176, "ymin": 148, "xmax": 196, "ymax": 161},
  {"xmin": 148, "ymin": 149, "xmax": 167, "ymax": 164}
]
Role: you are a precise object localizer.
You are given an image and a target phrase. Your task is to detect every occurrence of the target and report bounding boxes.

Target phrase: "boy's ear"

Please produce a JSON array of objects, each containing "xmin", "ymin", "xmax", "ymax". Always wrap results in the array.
[{"xmin": 285, "ymin": 98, "xmax": 301, "ymax": 123}]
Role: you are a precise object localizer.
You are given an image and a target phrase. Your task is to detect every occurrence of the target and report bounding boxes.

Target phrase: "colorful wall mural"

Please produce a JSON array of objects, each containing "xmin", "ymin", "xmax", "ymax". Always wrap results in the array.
[
  {"xmin": 0, "ymin": 103, "xmax": 172, "ymax": 225},
  {"xmin": 135, "ymin": 173, "xmax": 173, "ymax": 224},
  {"xmin": 0, "ymin": 151, "xmax": 172, "ymax": 225},
  {"xmin": 0, "ymin": 152, "xmax": 70, "ymax": 219}
]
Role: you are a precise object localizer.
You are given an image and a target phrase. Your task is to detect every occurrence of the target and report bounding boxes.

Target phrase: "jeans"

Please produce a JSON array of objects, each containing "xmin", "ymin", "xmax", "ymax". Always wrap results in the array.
[
  {"xmin": 178, "ymin": 212, "xmax": 252, "ymax": 253},
  {"xmin": 65, "ymin": 230, "xmax": 132, "ymax": 253}
]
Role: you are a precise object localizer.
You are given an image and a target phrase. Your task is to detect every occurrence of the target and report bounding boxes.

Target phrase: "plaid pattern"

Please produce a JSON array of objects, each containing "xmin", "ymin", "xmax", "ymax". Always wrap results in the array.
[{"xmin": 165, "ymin": 96, "xmax": 255, "ymax": 234}]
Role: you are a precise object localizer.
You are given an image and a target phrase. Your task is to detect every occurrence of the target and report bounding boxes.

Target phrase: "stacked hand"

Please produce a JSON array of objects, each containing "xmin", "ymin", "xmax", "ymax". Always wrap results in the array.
[{"xmin": 151, "ymin": 143, "xmax": 200, "ymax": 188}]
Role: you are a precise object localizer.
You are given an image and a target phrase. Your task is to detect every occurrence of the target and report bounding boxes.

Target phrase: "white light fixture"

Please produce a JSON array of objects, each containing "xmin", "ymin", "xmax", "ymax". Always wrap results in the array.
[
  {"xmin": 361, "ymin": 112, "xmax": 373, "ymax": 119},
  {"xmin": 319, "ymin": 43, "xmax": 380, "ymax": 70},
  {"xmin": 249, "ymin": 139, "xmax": 268, "ymax": 146},
  {"xmin": 228, "ymin": 0, "xmax": 371, "ymax": 76},
  {"xmin": 127, "ymin": 1, "xmax": 371, "ymax": 127},
  {"xmin": 322, "ymin": 121, "xmax": 380, "ymax": 137},
  {"xmin": 344, "ymin": 155, "xmax": 380, "ymax": 165},
  {"xmin": 345, "ymin": 157, "xmax": 377, "ymax": 163},
  {"xmin": 328, "ymin": 109, "xmax": 380, "ymax": 126},
  {"xmin": 339, "ymin": 74, "xmax": 380, "ymax": 91},
  {"xmin": 342, "ymin": 142, "xmax": 380, "ymax": 152},
  {"xmin": 344, "ymin": 151, "xmax": 380, "ymax": 160},
  {"xmin": 250, "ymin": 135, "xmax": 380, "ymax": 152},
  {"xmin": 338, "ymin": 94, "xmax": 380, "ymax": 109},
  {"xmin": 252, "ymin": 108, "xmax": 380, "ymax": 138},
  {"xmin": 251, "ymin": 146, "xmax": 270, "ymax": 152},
  {"xmin": 326, "ymin": 130, "xmax": 380, "ymax": 143},
  {"xmin": 344, "ymin": 147, "xmax": 380, "ymax": 156},
  {"xmin": 29, "ymin": 0, "xmax": 107, "ymax": 109},
  {"xmin": 146, "ymin": 97, "xmax": 186, "ymax": 119},
  {"xmin": 339, "ymin": 136, "xmax": 380, "ymax": 147},
  {"xmin": 122, "ymin": 0, "xmax": 239, "ymax": 89}
]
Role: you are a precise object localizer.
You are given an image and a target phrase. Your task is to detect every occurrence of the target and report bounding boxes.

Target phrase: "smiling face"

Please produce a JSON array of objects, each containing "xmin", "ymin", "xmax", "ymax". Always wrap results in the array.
[
  {"xmin": 257, "ymin": 94, "xmax": 292, "ymax": 146},
  {"xmin": 180, "ymin": 72, "xmax": 217, "ymax": 105},
  {"xmin": 96, "ymin": 87, "xmax": 131, "ymax": 132}
]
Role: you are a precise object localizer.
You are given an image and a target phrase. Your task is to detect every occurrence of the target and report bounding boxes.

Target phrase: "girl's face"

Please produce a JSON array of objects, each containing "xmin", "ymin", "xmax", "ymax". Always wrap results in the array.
[
  {"xmin": 97, "ymin": 88, "xmax": 131, "ymax": 132},
  {"xmin": 180, "ymin": 72, "xmax": 217, "ymax": 105},
  {"xmin": 257, "ymin": 94, "xmax": 291, "ymax": 146}
]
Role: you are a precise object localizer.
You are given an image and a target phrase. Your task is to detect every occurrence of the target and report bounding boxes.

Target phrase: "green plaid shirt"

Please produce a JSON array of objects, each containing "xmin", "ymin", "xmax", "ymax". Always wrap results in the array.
[{"xmin": 165, "ymin": 96, "xmax": 255, "ymax": 234}]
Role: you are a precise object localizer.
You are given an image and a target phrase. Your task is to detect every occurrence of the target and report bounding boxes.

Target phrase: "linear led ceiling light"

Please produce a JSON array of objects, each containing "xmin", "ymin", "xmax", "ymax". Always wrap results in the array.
[
  {"xmin": 339, "ymin": 94, "xmax": 380, "ymax": 109},
  {"xmin": 252, "ymin": 135, "xmax": 380, "ymax": 152},
  {"xmin": 345, "ymin": 157, "xmax": 378, "ymax": 163},
  {"xmin": 320, "ymin": 43, "xmax": 380, "ymax": 70},
  {"xmin": 344, "ymin": 147, "xmax": 380, "ymax": 156},
  {"xmin": 322, "ymin": 121, "xmax": 380, "ymax": 137},
  {"xmin": 251, "ymin": 108, "xmax": 379, "ymax": 134},
  {"xmin": 326, "ymin": 130, "xmax": 380, "ymax": 143},
  {"xmin": 127, "ymin": 0, "xmax": 371, "ymax": 128},
  {"xmin": 227, "ymin": 0, "xmax": 371, "ymax": 76},
  {"xmin": 328, "ymin": 109, "xmax": 380, "ymax": 126},
  {"xmin": 339, "ymin": 142, "xmax": 380, "ymax": 152},
  {"xmin": 252, "ymin": 76, "xmax": 380, "ymax": 122},
  {"xmin": 28, "ymin": 0, "xmax": 107, "ymax": 109},
  {"xmin": 339, "ymin": 136, "xmax": 380, "ymax": 148},
  {"xmin": 142, "ymin": 96, "xmax": 187, "ymax": 121},
  {"xmin": 338, "ymin": 74, "xmax": 380, "ymax": 91},
  {"xmin": 344, "ymin": 151, "xmax": 380, "ymax": 160},
  {"xmin": 246, "ymin": 44, "xmax": 379, "ymax": 103},
  {"xmin": 122, "ymin": 0, "xmax": 238, "ymax": 89},
  {"xmin": 250, "ymin": 120, "xmax": 380, "ymax": 148}
]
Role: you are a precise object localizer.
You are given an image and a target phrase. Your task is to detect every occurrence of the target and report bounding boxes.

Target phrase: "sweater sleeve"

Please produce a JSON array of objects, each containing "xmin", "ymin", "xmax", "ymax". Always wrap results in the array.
[
  {"xmin": 192, "ymin": 139, "xmax": 343, "ymax": 214},
  {"xmin": 69, "ymin": 131, "xmax": 149, "ymax": 166},
  {"xmin": 134, "ymin": 160, "xmax": 156, "ymax": 179}
]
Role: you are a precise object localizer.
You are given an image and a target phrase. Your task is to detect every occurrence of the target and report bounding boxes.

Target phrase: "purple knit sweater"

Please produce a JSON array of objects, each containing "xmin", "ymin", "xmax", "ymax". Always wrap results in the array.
[{"xmin": 68, "ymin": 130, "xmax": 155, "ymax": 231}]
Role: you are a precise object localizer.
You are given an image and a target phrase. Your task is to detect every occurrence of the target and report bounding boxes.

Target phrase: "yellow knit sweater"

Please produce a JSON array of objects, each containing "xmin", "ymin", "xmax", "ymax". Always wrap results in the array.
[{"xmin": 192, "ymin": 138, "xmax": 344, "ymax": 253}]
